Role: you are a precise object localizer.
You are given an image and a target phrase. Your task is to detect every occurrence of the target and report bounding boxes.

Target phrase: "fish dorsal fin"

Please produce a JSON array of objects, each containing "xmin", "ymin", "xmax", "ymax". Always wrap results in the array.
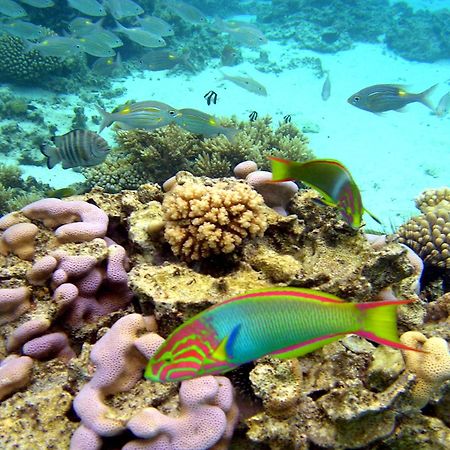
[
  {"xmin": 211, "ymin": 324, "xmax": 241, "ymax": 361},
  {"xmin": 270, "ymin": 333, "xmax": 345, "ymax": 359}
]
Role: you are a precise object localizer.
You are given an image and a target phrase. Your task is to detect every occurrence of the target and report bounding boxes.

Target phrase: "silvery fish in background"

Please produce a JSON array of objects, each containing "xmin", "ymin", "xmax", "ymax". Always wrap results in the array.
[
  {"xmin": 67, "ymin": 0, "xmax": 106, "ymax": 17},
  {"xmin": 91, "ymin": 52, "xmax": 122, "ymax": 76},
  {"xmin": 114, "ymin": 21, "xmax": 166, "ymax": 48},
  {"xmin": 213, "ymin": 18, "xmax": 267, "ymax": 47},
  {"xmin": 0, "ymin": 0, "xmax": 27, "ymax": 18},
  {"xmin": 68, "ymin": 17, "xmax": 96, "ymax": 35},
  {"xmin": 221, "ymin": 71, "xmax": 268, "ymax": 96},
  {"xmin": 104, "ymin": 0, "xmax": 144, "ymax": 20},
  {"xmin": 174, "ymin": 108, "xmax": 239, "ymax": 141},
  {"xmin": 139, "ymin": 49, "xmax": 195, "ymax": 71},
  {"xmin": 435, "ymin": 91, "xmax": 450, "ymax": 117},
  {"xmin": 78, "ymin": 35, "xmax": 116, "ymax": 57},
  {"xmin": 347, "ymin": 83, "xmax": 437, "ymax": 113},
  {"xmin": 321, "ymin": 71, "xmax": 331, "ymax": 101},
  {"xmin": 0, "ymin": 20, "xmax": 45, "ymax": 40},
  {"xmin": 18, "ymin": 0, "xmax": 54, "ymax": 7},
  {"xmin": 41, "ymin": 129, "xmax": 110, "ymax": 169},
  {"xmin": 96, "ymin": 101, "xmax": 181, "ymax": 132},
  {"xmin": 25, "ymin": 36, "xmax": 84, "ymax": 58},
  {"xmin": 166, "ymin": 0, "xmax": 207, "ymax": 25},
  {"xmin": 137, "ymin": 16, "xmax": 175, "ymax": 37}
]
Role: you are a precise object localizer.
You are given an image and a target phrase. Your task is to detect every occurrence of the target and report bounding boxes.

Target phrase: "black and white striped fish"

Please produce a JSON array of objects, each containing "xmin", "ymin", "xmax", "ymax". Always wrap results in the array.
[{"xmin": 41, "ymin": 129, "xmax": 110, "ymax": 169}]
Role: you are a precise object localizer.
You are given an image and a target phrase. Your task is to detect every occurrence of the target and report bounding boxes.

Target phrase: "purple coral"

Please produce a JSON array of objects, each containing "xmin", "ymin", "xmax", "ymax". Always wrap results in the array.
[{"xmin": 22, "ymin": 198, "xmax": 108, "ymax": 243}]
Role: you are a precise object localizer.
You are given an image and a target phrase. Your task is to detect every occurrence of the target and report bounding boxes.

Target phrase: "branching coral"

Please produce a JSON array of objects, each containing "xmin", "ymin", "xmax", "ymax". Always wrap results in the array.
[
  {"xmin": 82, "ymin": 117, "xmax": 313, "ymax": 192},
  {"xmin": 396, "ymin": 187, "xmax": 450, "ymax": 269},
  {"xmin": 162, "ymin": 172, "xmax": 268, "ymax": 261}
]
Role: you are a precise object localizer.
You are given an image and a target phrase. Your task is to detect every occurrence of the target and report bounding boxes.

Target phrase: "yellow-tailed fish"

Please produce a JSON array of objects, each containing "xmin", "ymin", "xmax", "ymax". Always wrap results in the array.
[
  {"xmin": 348, "ymin": 83, "xmax": 437, "ymax": 113},
  {"xmin": 67, "ymin": 0, "xmax": 106, "ymax": 17},
  {"xmin": 78, "ymin": 35, "xmax": 115, "ymax": 57},
  {"xmin": 137, "ymin": 15, "xmax": 174, "ymax": 37},
  {"xmin": 114, "ymin": 21, "xmax": 166, "ymax": 48},
  {"xmin": 18, "ymin": 0, "xmax": 54, "ymax": 7},
  {"xmin": 0, "ymin": 20, "xmax": 45, "ymax": 40},
  {"xmin": 139, "ymin": 49, "xmax": 193, "ymax": 71},
  {"xmin": 41, "ymin": 129, "xmax": 110, "ymax": 169},
  {"xmin": 96, "ymin": 101, "xmax": 180, "ymax": 133},
  {"xmin": 166, "ymin": 0, "xmax": 207, "ymax": 25},
  {"xmin": 145, "ymin": 287, "xmax": 419, "ymax": 382},
  {"xmin": 25, "ymin": 36, "xmax": 83, "ymax": 58},
  {"xmin": 269, "ymin": 156, "xmax": 380, "ymax": 228},
  {"xmin": 221, "ymin": 71, "xmax": 267, "ymax": 96},
  {"xmin": 78, "ymin": 21, "xmax": 123, "ymax": 48},
  {"xmin": 174, "ymin": 108, "xmax": 239, "ymax": 141},
  {"xmin": 0, "ymin": 0, "xmax": 26, "ymax": 18},
  {"xmin": 104, "ymin": 0, "xmax": 144, "ymax": 20}
]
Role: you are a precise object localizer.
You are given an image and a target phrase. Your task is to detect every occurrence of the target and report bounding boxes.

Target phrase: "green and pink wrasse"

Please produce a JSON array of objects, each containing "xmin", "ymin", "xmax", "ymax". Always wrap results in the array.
[
  {"xmin": 269, "ymin": 156, "xmax": 380, "ymax": 228},
  {"xmin": 145, "ymin": 287, "xmax": 418, "ymax": 383}
]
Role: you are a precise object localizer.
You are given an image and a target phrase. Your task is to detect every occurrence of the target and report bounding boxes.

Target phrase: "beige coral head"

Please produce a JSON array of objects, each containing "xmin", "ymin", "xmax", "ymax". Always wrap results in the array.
[
  {"xmin": 415, "ymin": 187, "xmax": 450, "ymax": 213},
  {"xmin": 0, "ymin": 222, "xmax": 39, "ymax": 260},
  {"xmin": 400, "ymin": 331, "xmax": 450, "ymax": 408},
  {"xmin": 234, "ymin": 160, "xmax": 258, "ymax": 179}
]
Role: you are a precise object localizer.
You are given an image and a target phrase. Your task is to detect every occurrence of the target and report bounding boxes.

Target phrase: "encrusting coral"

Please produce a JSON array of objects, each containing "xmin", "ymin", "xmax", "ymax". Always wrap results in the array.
[
  {"xmin": 397, "ymin": 187, "xmax": 450, "ymax": 269},
  {"xmin": 163, "ymin": 171, "xmax": 268, "ymax": 261},
  {"xmin": 82, "ymin": 116, "xmax": 314, "ymax": 192}
]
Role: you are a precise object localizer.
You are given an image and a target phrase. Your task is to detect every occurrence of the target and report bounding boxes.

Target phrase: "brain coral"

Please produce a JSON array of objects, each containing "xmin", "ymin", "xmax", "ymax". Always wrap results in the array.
[
  {"xmin": 397, "ymin": 187, "xmax": 450, "ymax": 269},
  {"xmin": 163, "ymin": 172, "xmax": 268, "ymax": 261}
]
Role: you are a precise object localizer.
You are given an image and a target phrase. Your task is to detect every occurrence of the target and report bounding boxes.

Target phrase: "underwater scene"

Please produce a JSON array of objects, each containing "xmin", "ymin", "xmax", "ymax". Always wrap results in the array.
[{"xmin": 0, "ymin": 0, "xmax": 449, "ymax": 448}]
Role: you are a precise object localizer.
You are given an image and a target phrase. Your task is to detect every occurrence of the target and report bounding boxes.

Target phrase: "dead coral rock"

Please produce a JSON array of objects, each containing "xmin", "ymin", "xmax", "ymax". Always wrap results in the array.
[
  {"xmin": 0, "ymin": 359, "xmax": 77, "ymax": 449},
  {"xmin": 129, "ymin": 262, "xmax": 273, "ymax": 335}
]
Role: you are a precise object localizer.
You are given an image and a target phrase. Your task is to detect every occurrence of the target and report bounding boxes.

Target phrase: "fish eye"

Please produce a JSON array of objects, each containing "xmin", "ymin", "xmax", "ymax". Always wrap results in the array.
[
  {"xmin": 353, "ymin": 96, "xmax": 360, "ymax": 103},
  {"xmin": 168, "ymin": 110, "xmax": 177, "ymax": 116}
]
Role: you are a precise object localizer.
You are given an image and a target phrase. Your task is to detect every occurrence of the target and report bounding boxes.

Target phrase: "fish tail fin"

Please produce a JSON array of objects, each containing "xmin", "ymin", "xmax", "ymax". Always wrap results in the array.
[
  {"xmin": 417, "ymin": 83, "xmax": 438, "ymax": 111},
  {"xmin": 356, "ymin": 299, "xmax": 423, "ymax": 352},
  {"xmin": 40, "ymin": 143, "xmax": 59, "ymax": 169},
  {"xmin": 96, "ymin": 105, "xmax": 113, "ymax": 133},
  {"xmin": 268, "ymin": 156, "xmax": 295, "ymax": 182},
  {"xmin": 363, "ymin": 207, "xmax": 382, "ymax": 225},
  {"xmin": 222, "ymin": 127, "xmax": 239, "ymax": 142}
]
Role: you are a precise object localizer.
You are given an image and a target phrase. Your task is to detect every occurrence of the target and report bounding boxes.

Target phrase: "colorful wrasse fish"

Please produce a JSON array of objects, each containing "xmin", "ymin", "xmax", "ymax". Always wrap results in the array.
[
  {"xmin": 41, "ymin": 129, "xmax": 110, "ymax": 169},
  {"xmin": 174, "ymin": 108, "xmax": 239, "ymax": 141},
  {"xmin": 269, "ymin": 156, "xmax": 380, "ymax": 228},
  {"xmin": 96, "ymin": 101, "xmax": 180, "ymax": 132},
  {"xmin": 145, "ymin": 287, "xmax": 418, "ymax": 382},
  {"xmin": 347, "ymin": 83, "xmax": 437, "ymax": 113}
]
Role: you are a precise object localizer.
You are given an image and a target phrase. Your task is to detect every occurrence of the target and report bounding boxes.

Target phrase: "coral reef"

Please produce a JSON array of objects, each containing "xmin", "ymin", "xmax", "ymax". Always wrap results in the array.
[
  {"xmin": 82, "ymin": 117, "xmax": 313, "ymax": 192},
  {"xmin": 396, "ymin": 187, "xmax": 450, "ymax": 269},
  {"xmin": 0, "ymin": 183, "xmax": 448, "ymax": 449}
]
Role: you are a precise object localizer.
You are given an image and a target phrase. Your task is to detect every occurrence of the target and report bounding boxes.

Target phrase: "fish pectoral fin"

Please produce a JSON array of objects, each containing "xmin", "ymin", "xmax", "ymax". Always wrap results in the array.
[
  {"xmin": 270, "ymin": 334, "xmax": 344, "ymax": 359},
  {"xmin": 211, "ymin": 324, "xmax": 241, "ymax": 361}
]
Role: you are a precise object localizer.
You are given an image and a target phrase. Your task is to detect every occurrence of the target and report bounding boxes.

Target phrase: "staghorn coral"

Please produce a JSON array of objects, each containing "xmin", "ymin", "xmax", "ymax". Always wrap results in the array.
[
  {"xmin": 82, "ymin": 117, "xmax": 313, "ymax": 192},
  {"xmin": 396, "ymin": 187, "xmax": 450, "ymax": 269},
  {"xmin": 162, "ymin": 172, "xmax": 268, "ymax": 261}
]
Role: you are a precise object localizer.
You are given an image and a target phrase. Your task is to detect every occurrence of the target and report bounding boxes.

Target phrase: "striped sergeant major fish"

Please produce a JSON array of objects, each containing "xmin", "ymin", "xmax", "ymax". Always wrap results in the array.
[
  {"xmin": 40, "ymin": 129, "xmax": 110, "ymax": 169},
  {"xmin": 96, "ymin": 101, "xmax": 181, "ymax": 133}
]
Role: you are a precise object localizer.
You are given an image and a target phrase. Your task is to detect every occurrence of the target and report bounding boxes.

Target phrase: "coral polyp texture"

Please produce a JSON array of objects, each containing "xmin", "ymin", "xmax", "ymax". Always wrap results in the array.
[
  {"xmin": 397, "ymin": 187, "xmax": 450, "ymax": 269},
  {"xmin": 163, "ymin": 171, "xmax": 269, "ymax": 261}
]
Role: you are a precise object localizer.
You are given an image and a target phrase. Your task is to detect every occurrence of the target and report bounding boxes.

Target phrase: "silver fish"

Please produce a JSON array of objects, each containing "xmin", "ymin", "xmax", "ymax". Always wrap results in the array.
[
  {"xmin": 435, "ymin": 91, "xmax": 450, "ymax": 117},
  {"xmin": 226, "ymin": 26, "xmax": 267, "ymax": 47},
  {"xmin": 91, "ymin": 52, "xmax": 122, "ymax": 76},
  {"xmin": 174, "ymin": 108, "xmax": 238, "ymax": 141},
  {"xmin": 25, "ymin": 36, "xmax": 83, "ymax": 58},
  {"xmin": 0, "ymin": 0, "xmax": 26, "ymax": 18},
  {"xmin": 0, "ymin": 20, "xmax": 45, "ymax": 40},
  {"xmin": 78, "ymin": 35, "xmax": 116, "ymax": 57},
  {"xmin": 114, "ymin": 21, "xmax": 166, "ymax": 48},
  {"xmin": 321, "ymin": 72, "xmax": 331, "ymax": 101},
  {"xmin": 104, "ymin": 0, "xmax": 143, "ymax": 20},
  {"xmin": 68, "ymin": 17, "xmax": 95, "ymax": 35},
  {"xmin": 67, "ymin": 0, "xmax": 106, "ymax": 17},
  {"xmin": 137, "ymin": 15, "xmax": 174, "ymax": 37},
  {"xmin": 166, "ymin": 0, "xmax": 207, "ymax": 25},
  {"xmin": 221, "ymin": 71, "xmax": 267, "ymax": 96},
  {"xmin": 85, "ymin": 26, "xmax": 123, "ymax": 48},
  {"xmin": 41, "ymin": 129, "xmax": 110, "ymax": 169},
  {"xmin": 18, "ymin": 0, "xmax": 54, "ymax": 7},
  {"xmin": 96, "ymin": 101, "xmax": 180, "ymax": 132}
]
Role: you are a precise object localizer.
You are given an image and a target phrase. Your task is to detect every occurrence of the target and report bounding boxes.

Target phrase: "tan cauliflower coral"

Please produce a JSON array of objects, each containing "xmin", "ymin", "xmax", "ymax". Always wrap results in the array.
[{"xmin": 163, "ymin": 173, "xmax": 268, "ymax": 261}]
